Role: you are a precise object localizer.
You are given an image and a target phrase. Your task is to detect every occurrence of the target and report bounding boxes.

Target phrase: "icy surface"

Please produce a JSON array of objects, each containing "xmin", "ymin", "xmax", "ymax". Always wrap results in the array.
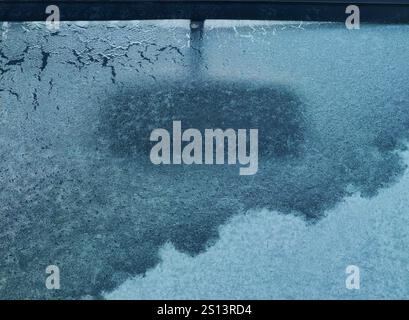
[
  {"xmin": 0, "ymin": 21, "xmax": 409, "ymax": 299},
  {"xmin": 106, "ymin": 151, "xmax": 409, "ymax": 299}
]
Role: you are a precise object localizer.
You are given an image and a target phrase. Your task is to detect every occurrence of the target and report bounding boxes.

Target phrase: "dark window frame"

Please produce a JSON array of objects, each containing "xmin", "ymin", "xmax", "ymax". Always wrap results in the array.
[{"xmin": 0, "ymin": 0, "xmax": 409, "ymax": 22}]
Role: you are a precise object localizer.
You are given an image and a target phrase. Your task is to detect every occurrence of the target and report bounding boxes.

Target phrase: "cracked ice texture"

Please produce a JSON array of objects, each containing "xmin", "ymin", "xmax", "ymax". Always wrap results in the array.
[{"xmin": 0, "ymin": 21, "xmax": 409, "ymax": 299}]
